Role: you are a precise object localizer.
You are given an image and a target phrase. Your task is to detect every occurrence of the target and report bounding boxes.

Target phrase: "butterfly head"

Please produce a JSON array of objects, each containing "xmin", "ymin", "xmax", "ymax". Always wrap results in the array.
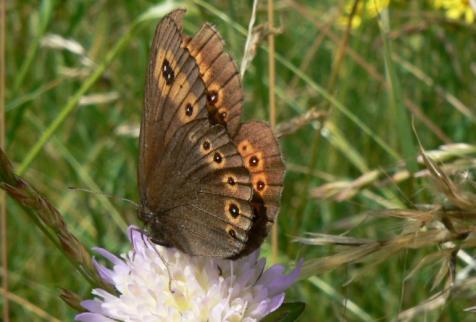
[
  {"xmin": 137, "ymin": 204, "xmax": 175, "ymax": 248},
  {"xmin": 137, "ymin": 205, "xmax": 158, "ymax": 227}
]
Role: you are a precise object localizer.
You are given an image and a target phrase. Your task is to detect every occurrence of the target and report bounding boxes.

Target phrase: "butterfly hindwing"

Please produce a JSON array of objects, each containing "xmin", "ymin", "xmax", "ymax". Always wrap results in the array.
[{"xmin": 232, "ymin": 121, "xmax": 285, "ymax": 256}]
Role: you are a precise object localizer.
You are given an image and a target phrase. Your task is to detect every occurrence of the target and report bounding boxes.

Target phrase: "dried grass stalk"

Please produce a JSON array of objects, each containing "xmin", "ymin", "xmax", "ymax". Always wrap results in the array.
[
  {"xmin": 299, "ymin": 147, "xmax": 476, "ymax": 316},
  {"xmin": 0, "ymin": 148, "xmax": 111, "ymax": 294}
]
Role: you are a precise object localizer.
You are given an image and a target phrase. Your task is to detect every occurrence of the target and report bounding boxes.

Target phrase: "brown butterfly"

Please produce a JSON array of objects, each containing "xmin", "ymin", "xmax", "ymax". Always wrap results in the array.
[{"xmin": 138, "ymin": 9, "xmax": 284, "ymax": 259}]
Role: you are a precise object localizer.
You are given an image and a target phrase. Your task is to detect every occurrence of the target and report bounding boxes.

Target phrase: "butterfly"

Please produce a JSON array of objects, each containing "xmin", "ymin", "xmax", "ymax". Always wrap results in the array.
[{"xmin": 138, "ymin": 9, "xmax": 284, "ymax": 259}]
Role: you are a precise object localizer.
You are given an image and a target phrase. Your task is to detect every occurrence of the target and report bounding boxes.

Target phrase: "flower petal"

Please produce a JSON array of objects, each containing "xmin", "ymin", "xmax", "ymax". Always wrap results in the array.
[
  {"xmin": 127, "ymin": 225, "xmax": 148, "ymax": 254},
  {"xmin": 81, "ymin": 300, "xmax": 104, "ymax": 313},
  {"xmin": 92, "ymin": 258, "xmax": 114, "ymax": 285},
  {"xmin": 92, "ymin": 247, "xmax": 123, "ymax": 267},
  {"xmin": 75, "ymin": 312, "xmax": 117, "ymax": 322},
  {"xmin": 258, "ymin": 260, "xmax": 302, "ymax": 295},
  {"xmin": 267, "ymin": 293, "xmax": 286, "ymax": 313}
]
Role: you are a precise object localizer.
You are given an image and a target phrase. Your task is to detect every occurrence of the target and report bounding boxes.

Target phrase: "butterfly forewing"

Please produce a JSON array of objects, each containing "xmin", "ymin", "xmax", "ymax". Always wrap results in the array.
[
  {"xmin": 140, "ymin": 10, "xmax": 207, "ymax": 202},
  {"xmin": 185, "ymin": 24, "xmax": 243, "ymax": 137}
]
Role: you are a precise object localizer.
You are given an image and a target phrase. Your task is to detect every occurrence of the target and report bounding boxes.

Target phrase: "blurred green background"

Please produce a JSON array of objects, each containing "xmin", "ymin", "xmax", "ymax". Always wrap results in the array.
[{"xmin": 3, "ymin": 0, "xmax": 476, "ymax": 321}]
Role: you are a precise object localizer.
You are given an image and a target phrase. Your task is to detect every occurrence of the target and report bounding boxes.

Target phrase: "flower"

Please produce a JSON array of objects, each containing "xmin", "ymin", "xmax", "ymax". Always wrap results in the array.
[
  {"xmin": 338, "ymin": 0, "xmax": 391, "ymax": 29},
  {"xmin": 76, "ymin": 226, "xmax": 302, "ymax": 322},
  {"xmin": 433, "ymin": 0, "xmax": 475, "ymax": 24}
]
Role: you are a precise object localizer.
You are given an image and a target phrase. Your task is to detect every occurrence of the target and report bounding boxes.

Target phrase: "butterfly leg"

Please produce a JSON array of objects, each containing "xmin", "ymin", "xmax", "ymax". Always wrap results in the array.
[
  {"xmin": 147, "ymin": 237, "xmax": 175, "ymax": 294},
  {"xmin": 128, "ymin": 226, "xmax": 175, "ymax": 294},
  {"xmin": 149, "ymin": 236, "xmax": 173, "ymax": 248}
]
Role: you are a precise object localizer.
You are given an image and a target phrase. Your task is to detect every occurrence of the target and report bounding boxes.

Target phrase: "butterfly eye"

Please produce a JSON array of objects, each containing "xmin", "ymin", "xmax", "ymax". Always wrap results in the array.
[
  {"xmin": 162, "ymin": 59, "xmax": 175, "ymax": 85},
  {"xmin": 228, "ymin": 203, "xmax": 239, "ymax": 218},
  {"xmin": 227, "ymin": 176, "xmax": 236, "ymax": 186},
  {"xmin": 213, "ymin": 152, "xmax": 223, "ymax": 163},
  {"xmin": 249, "ymin": 155, "xmax": 259, "ymax": 167},
  {"xmin": 185, "ymin": 104, "xmax": 193, "ymax": 116},
  {"xmin": 256, "ymin": 180, "xmax": 265, "ymax": 191},
  {"xmin": 207, "ymin": 91, "xmax": 218, "ymax": 105}
]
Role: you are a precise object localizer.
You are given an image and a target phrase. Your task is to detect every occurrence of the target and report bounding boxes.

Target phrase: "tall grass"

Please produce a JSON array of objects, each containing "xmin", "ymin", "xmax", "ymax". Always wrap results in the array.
[{"xmin": 2, "ymin": 0, "xmax": 476, "ymax": 321}]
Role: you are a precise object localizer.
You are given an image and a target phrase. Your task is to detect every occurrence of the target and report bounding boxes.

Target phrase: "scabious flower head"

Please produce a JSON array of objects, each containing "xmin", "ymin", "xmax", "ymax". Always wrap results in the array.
[{"xmin": 76, "ymin": 226, "xmax": 301, "ymax": 322}]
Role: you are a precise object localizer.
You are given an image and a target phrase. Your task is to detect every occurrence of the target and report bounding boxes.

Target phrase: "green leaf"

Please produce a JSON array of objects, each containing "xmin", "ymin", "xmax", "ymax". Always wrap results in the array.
[
  {"xmin": 262, "ymin": 302, "xmax": 306, "ymax": 322},
  {"xmin": 39, "ymin": 0, "xmax": 54, "ymax": 33},
  {"xmin": 379, "ymin": 9, "xmax": 418, "ymax": 173}
]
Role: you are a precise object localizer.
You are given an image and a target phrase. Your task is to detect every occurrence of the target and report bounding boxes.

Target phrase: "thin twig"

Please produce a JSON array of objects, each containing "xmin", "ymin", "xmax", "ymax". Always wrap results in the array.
[
  {"xmin": 326, "ymin": 0, "xmax": 360, "ymax": 92},
  {"xmin": 267, "ymin": 0, "xmax": 279, "ymax": 263},
  {"xmin": 0, "ymin": 0, "xmax": 8, "ymax": 320},
  {"xmin": 275, "ymin": 108, "xmax": 325, "ymax": 138},
  {"xmin": 268, "ymin": 0, "xmax": 276, "ymax": 128},
  {"xmin": 240, "ymin": 0, "xmax": 259, "ymax": 78}
]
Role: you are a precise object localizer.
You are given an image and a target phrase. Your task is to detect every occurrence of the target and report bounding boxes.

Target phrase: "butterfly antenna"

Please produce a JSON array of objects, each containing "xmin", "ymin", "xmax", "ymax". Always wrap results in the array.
[{"xmin": 68, "ymin": 186, "xmax": 141, "ymax": 209}]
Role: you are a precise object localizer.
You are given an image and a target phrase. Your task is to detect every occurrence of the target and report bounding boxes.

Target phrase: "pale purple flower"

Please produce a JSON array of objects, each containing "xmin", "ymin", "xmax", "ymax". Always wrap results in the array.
[{"xmin": 76, "ymin": 226, "xmax": 301, "ymax": 322}]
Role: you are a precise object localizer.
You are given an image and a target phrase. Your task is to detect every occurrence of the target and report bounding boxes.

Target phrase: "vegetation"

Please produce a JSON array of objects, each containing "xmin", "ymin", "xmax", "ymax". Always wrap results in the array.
[{"xmin": 2, "ymin": 0, "xmax": 476, "ymax": 321}]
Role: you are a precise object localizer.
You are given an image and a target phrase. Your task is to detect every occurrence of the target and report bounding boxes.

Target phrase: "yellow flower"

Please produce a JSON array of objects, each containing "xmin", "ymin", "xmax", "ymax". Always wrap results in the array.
[
  {"xmin": 433, "ymin": 0, "xmax": 475, "ymax": 24},
  {"xmin": 338, "ymin": 0, "xmax": 391, "ymax": 29}
]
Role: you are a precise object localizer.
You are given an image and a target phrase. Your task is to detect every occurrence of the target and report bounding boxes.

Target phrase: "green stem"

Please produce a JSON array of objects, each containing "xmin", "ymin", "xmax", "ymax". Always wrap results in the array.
[
  {"xmin": 380, "ymin": 11, "xmax": 418, "ymax": 173},
  {"xmin": 17, "ymin": 22, "xmax": 139, "ymax": 175}
]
